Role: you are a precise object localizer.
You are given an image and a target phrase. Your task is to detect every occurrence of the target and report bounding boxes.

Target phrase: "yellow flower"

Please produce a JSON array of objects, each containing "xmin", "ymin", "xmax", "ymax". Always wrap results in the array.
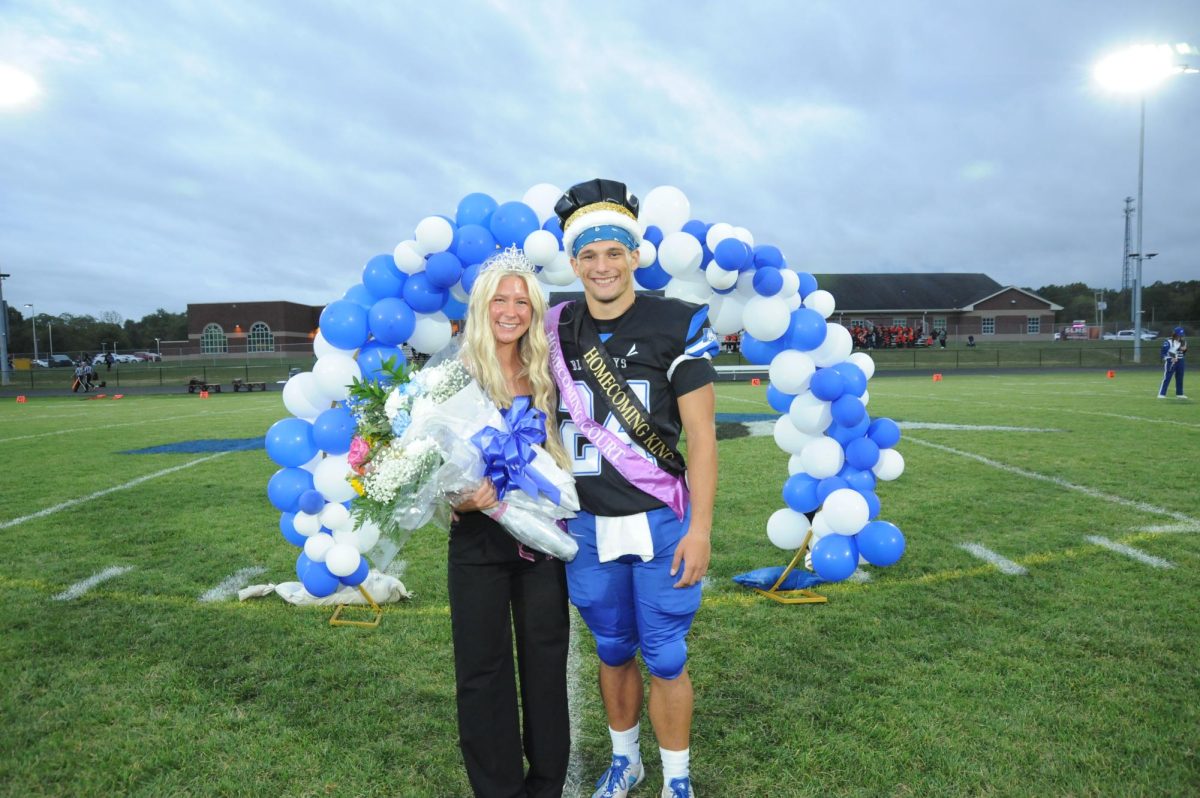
[{"xmin": 350, "ymin": 478, "xmax": 365, "ymax": 496}]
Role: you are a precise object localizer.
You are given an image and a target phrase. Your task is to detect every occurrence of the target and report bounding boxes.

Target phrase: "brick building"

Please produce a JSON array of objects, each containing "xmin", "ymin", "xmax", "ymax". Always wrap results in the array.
[{"xmin": 185, "ymin": 301, "xmax": 322, "ymax": 355}]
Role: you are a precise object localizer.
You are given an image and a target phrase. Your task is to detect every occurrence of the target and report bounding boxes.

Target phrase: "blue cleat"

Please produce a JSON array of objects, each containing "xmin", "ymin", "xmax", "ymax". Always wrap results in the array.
[
  {"xmin": 661, "ymin": 776, "xmax": 694, "ymax": 798},
  {"xmin": 592, "ymin": 754, "xmax": 644, "ymax": 798}
]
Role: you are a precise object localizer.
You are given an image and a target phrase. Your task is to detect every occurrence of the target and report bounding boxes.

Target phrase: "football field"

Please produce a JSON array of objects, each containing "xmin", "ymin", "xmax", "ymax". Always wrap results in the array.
[{"xmin": 1, "ymin": 371, "xmax": 1197, "ymax": 797}]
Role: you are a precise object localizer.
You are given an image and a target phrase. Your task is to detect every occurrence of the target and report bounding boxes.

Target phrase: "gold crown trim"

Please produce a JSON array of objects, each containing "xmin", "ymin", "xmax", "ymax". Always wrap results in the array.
[{"xmin": 562, "ymin": 201, "xmax": 637, "ymax": 232}]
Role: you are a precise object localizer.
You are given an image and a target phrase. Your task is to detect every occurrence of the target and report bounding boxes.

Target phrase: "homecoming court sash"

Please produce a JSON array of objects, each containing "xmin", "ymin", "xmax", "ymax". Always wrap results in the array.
[{"xmin": 546, "ymin": 302, "xmax": 689, "ymax": 519}]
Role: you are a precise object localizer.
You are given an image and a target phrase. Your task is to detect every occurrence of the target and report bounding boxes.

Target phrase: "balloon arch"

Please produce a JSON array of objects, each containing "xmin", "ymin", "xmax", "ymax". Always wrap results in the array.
[{"xmin": 264, "ymin": 184, "xmax": 906, "ymax": 597}]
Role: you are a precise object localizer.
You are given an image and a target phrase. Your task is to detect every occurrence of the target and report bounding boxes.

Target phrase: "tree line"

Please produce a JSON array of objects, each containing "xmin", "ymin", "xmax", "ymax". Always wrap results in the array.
[
  {"xmin": 1032, "ymin": 279, "xmax": 1200, "ymax": 330},
  {"xmin": 3, "ymin": 306, "xmax": 187, "ymax": 358}
]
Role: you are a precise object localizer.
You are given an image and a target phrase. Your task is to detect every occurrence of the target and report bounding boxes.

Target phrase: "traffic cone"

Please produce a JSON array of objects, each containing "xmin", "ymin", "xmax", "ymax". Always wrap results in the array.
[
  {"xmin": 1106, "ymin": 370, "xmax": 1115, "ymax": 379},
  {"xmin": 112, "ymin": 394, "xmax": 124, "ymax": 400},
  {"xmin": 200, "ymin": 390, "xmax": 210, "ymax": 399},
  {"xmin": 932, "ymin": 373, "xmax": 943, "ymax": 382},
  {"xmin": 16, "ymin": 395, "xmax": 27, "ymax": 403},
  {"xmin": 750, "ymin": 378, "xmax": 761, "ymax": 386}
]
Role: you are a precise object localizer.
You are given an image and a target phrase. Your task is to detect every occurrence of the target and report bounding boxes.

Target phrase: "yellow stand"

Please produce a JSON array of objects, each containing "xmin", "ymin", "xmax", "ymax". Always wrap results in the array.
[
  {"xmin": 329, "ymin": 584, "xmax": 384, "ymax": 628},
  {"xmin": 752, "ymin": 529, "xmax": 828, "ymax": 605}
]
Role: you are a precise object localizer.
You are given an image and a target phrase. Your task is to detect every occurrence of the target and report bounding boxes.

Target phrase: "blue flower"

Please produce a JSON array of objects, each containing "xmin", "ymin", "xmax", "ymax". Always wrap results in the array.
[{"xmin": 391, "ymin": 409, "xmax": 411, "ymax": 437}]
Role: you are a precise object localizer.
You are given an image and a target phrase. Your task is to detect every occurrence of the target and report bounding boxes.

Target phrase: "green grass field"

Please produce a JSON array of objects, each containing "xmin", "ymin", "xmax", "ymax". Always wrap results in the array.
[{"xmin": 1, "ymin": 372, "xmax": 1197, "ymax": 797}]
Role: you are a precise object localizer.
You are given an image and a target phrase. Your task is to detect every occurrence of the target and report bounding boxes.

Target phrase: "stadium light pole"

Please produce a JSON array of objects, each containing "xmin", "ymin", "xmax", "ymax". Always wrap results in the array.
[
  {"xmin": 23, "ymin": 303, "xmax": 37, "ymax": 362},
  {"xmin": 1094, "ymin": 43, "xmax": 1197, "ymax": 362},
  {"xmin": 0, "ymin": 272, "xmax": 10, "ymax": 386}
]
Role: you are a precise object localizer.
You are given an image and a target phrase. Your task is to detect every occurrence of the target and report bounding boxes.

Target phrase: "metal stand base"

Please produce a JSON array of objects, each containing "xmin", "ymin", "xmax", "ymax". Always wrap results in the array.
[
  {"xmin": 752, "ymin": 529, "xmax": 828, "ymax": 605},
  {"xmin": 329, "ymin": 584, "xmax": 383, "ymax": 628}
]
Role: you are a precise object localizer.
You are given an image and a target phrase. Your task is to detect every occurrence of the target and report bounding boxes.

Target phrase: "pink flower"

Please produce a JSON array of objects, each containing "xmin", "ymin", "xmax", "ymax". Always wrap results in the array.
[{"xmin": 347, "ymin": 436, "xmax": 371, "ymax": 472}]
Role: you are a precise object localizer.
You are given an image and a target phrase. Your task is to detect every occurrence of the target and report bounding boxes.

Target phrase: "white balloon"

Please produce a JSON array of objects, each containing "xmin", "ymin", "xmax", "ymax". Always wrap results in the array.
[
  {"xmin": 450, "ymin": 282, "xmax": 469, "ymax": 303},
  {"xmin": 861, "ymin": 388, "xmax": 870, "ymax": 407},
  {"xmin": 522, "ymin": 229, "xmax": 560, "ymax": 267},
  {"xmin": 282, "ymin": 373, "xmax": 323, "ymax": 419},
  {"xmin": 788, "ymin": 390, "xmax": 833, "ymax": 433},
  {"xmin": 521, "ymin": 182, "xmax": 564, "ymax": 223},
  {"xmin": 779, "ymin": 269, "xmax": 800, "ymax": 298},
  {"xmin": 873, "ymin": 448, "xmax": 905, "ymax": 481},
  {"xmin": 811, "ymin": 510, "xmax": 834, "ymax": 540},
  {"xmin": 408, "ymin": 312, "xmax": 453, "ymax": 355},
  {"xmin": 312, "ymin": 330, "xmax": 351, "ymax": 359},
  {"xmin": 319, "ymin": 502, "xmax": 352, "ymax": 531},
  {"xmin": 731, "ymin": 226, "xmax": 755, "ymax": 247},
  {"xmin": 312, "ymin": 353, "xmax": 362, "ymax": 403},
  {"xmin": 414, "ymin": 216, "xmax": 454, "ymax": 255},
  {"xmin": 300, "ymin": 452, "xmax": 323, "ymax": 473},
  {"xmin": 799, "ymin": 436, "xmax": 845, "ymax": 479},
  {"xmin": 539, "ymin": 259, "xmax": 578, "ymax": 286},
  {"xmin": 804, "ymin": 289, "xmax": 836, "ymax": 319},
  {"xmin": 332, "ymin": 527, "xmax": 360, "ymax": 548},
  {"xmin": 640, "ymin": 186, "xmax": 690, "ymax": 234},
  {"xmin": 705, "ymin": 263, "xmax": 738, "ymax": 290},
  {"xmin": 637, "ymin": 240, "xmax": 657, "ymax": 267},
  {"xmin": 304, "ymin": 533, "xmax": 335, "ymax": 563},
  {"xmin": 293, "ymin": 511, "xmax": 322, "ymax": 537},
  {"xmin": 707, "ymin": 294, "xmax": 747, "ymax": 336},
  {"xmin": 354, "ymin": 519, "xmax": 382, "ymax": 553},
  {"xmin": 784, "ymin": 292, "xmax": 802, "ymax": 311},
  {"xmin": 822, "ymin": 488, "xmax": 869, "ymax": 535},
  {"xmin": 767, "ymin": 508, "xmax": 812, "ymax": 550},
  {"xmin": 847, "ymin": 351, "xmax": 876, "ymax": 380},
  {"xmin": 393, "ymin": 240, "xmax": 425, "ymax": 275},
  {"xmin": 769, "ymin": 350, "xmax": 816, "ymax": 395},
  {"xmin": 735, "ymin": 271, "xmax": 758, "ymax": 297},
  {"xmin": 788, "ymin": 453, "xmax": 805, "ymax": 475},
  {"xmin": 313, "ymin": 454, "xmax": 357, "ymax": 502},
  {"xmin": 705, "ymin": 222, "xmax": 735, "ymax": 252},
  {"xmin": 664, "ymin": 275, "xmax": 712, "ymax": 305},
  {"xmin": 325, "ymin": 543, "xmax": 362, "ymax": 577},
  {"xmin": 657, "ymin": 232, "xmax": 703, "ymax": 277},
  {"xmin": 742, "ymin": 295, "xmax": 791, "ymax": 342},
  {"xmin": 773, "ymin": 415, "xmax": 817, "ymax": 455},
  {"xmin": 810, "ymin": 323, "xmax": 853, "ymax": 368}
]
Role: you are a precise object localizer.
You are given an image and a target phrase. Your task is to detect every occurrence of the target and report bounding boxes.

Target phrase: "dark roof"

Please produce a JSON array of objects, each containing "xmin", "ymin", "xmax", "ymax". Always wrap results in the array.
[{"xmin": 812, "ymin": 273, "xmax": 1003, "ymax": 312}]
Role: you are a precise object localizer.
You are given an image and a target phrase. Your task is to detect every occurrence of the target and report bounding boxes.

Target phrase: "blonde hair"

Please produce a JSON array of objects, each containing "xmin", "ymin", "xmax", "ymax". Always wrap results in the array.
[{"xmin": 460, "ymin": 267, "xmax": 570, "ymax": 471}]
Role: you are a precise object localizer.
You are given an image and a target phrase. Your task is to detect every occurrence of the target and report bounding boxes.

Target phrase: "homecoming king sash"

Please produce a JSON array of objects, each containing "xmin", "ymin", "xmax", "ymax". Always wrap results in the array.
[{"xmin": 546, "ymin": 301, "xmax": 689, "ymax": 519}]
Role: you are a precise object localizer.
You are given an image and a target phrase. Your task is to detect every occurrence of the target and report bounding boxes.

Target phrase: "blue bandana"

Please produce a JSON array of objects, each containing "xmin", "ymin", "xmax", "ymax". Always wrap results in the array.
[{"xmin": 571, "ymin": 224, "xmax": 638, "ymax": 257}]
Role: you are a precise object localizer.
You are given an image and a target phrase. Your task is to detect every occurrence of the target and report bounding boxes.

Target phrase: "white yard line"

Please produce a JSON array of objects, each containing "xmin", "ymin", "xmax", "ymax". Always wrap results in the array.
[
  {"xmin": 1085, "ymin": 535, "xmax": 1175, "ymax": 569},
  {"xmin": 904, "ymin": 435, "xmax": 1200, "ymax": 525},
  {"xmin": 848, "ymin": 569, "xmax": 873, "ymax": 583},
  {"xmin": 906, "ymin": 395, "xmax": 1200, "ymax": 430},
  {"xmin": 1138, "ymin": 523, "xmax": 1200, "ymax": 534},
  {"xmin": 0, "ymin": 451, "xmax": 234, "ymax": 530},
  {"xmin": 899, "ymin": 422, "xmax": 1060, "ymax": 432},
  {"xmin": 52, "ymin": 565, "xmax": 134, "ymax": 601},
  {"xmin": 958, "ymin": 543, "xmax": 1028, "ymax": 575},
  {"xmin": 199, "ymin": 566, "xmax": 269, "ymax": 602},
  {"xmin": 713, "ymin": 391, "xmax": 770, "ymax": 407},
  {"xmin": 0, "ymin": 407, "xmax": 270, "ymax": 444}
]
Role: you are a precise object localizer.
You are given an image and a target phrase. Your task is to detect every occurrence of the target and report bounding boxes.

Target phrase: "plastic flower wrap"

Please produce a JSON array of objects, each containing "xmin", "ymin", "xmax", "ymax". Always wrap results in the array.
[{"xmin": 347, "ymin": 351, "xmax": 578, "ymax": 561}]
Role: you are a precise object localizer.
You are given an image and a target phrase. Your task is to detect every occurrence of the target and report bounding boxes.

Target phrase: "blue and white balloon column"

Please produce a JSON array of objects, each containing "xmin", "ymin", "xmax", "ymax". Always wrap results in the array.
[{"xmin": 264, "ymin": 183, "xmax": 906, "ymax": 596}]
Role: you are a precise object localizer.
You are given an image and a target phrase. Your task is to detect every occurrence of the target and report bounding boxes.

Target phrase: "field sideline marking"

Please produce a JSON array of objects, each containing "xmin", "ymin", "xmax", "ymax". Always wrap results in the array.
[
  {"xmin": 52, "ymin": 566, "xmax": 134, "ymax": 601},
  {"xmin": 199, "ymin": 566, "xmax": 269, "ymax": 602},
  {"xmin": 903, "ymin": 435, "xmax": 1200, "ymax": 525},
  {"xmin": 0, "ymin": 407, "xmax": 273, "ymax": 444},
  {"xmin": 958, "ymin": 543, "xmax": 1028, "ymax": 575},
  {"xmin": 0, "ymin": 451, "xmax": 234, "ymax": 530},
  {"xmin": 714, "ymin": 392, "xmax": 770, "ymax": 407},
  {"xmin": 1084, "ymin": 536, "xmax": 1175, "ymax": 569},
  {"xmin": 904, "ymin": 395, "xmax": 1200, "ymax": 430},
  {"xmin": 564, "ymin": 613, "xmax": 585, "ymax": 797}
]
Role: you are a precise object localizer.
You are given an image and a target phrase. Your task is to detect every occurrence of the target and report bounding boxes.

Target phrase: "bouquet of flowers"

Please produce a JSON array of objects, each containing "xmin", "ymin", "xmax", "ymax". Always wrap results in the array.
[{"xmin": 346, "ymin": 352, "xmax": 579, "ymax": 560}]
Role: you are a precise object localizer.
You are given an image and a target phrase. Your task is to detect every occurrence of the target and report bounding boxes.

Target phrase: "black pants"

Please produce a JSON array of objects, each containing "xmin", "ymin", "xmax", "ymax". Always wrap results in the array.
[{"xmin": 448, "ymin": 512, "xmax": 570, "ymax": 798}]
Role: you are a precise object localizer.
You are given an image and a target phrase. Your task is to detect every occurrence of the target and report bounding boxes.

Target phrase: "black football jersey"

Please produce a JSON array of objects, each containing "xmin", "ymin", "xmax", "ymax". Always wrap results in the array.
[{"xmin": 555, "ymin": 295, "xmax": 718, "ymax": 516}]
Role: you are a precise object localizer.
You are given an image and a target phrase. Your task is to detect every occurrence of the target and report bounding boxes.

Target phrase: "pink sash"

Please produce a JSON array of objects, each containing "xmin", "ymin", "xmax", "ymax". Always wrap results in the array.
[{"xmin": 545, "ymin": 302, "xmax": 688, "ymax": 519}]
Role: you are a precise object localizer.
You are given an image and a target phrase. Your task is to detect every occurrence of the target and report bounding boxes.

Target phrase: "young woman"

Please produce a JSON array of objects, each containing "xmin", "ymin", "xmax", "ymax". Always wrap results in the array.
[{"xmin": 447, "ymin": 250, "xmax": 573, "ymax": 798}]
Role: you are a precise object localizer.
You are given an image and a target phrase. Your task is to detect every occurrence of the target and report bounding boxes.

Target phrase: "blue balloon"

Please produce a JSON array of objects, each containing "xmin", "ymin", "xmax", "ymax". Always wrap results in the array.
[
  {"xmin": 456, "ymin": 192, "xmax": 498, "ymax": 228},
  {"xmin": 868, "ymin": 417, "xmax": 902, "ymax": 449},
  {"xmin": 713, "ymin": 238, "xmax": 751, "ymax": 271},
  {"xmin": 783, "ymin": 473, "xmax": 820, "ymax": 513},
  {"xmin": 766, "ymin": 383, "xmax": 796, "ymax": 414},
  {"xmin": 809, "ymin": 368, "xmax": 845, "ymax": 401},
  {"xmin": 402, "ymin": 272, "xmax": 449, "ymax": 314},
  {"xmin": 279, "ymin": 512, "xmax": 307, "ymax": 547},
  {"xmin": 368, "ymin": 297, "xmax": 417, "ymax": 346},
  {"xmin": 642, "ymin": 225, "xmax": 664, "ymax": 247},
  {"xmin": 489, "ymin": 201, "xmax": 539, "ymax": 248},
  {"xmin": 857, "ymin": 521, "xmax": 905, "ymax": 566},
  {"xmin": 681, "ymin": 219, "xmax": 708, "ymax": 242},
  {"xmin": 785, "ymin": 308, "xmax": 828, "ymax": 351},
  {"xmin": 843, "ymin": 466, "xmax": 877, "ymax": 493},
  {"xmin": 635, "ymin": 262, "xmax": 671, "ymax": 290},
  {"xmin": 831, "ymin": 394, "xmax": 865, "ymax": 427},
  {"xmin": 312, "ymin": 406, "xmax": 356, "ymax": 455},
  {"xmin": 425, "ymin": 251, "xmax": 464, "ymax": 289},
  {"xmin": 828, "ymin": 414, "xmax": 871, "ymax": 447},
  {"xmin": 811, "ymin": 534, "xmax": 859, "ymax": 582},
  {"xmin": 816, "ymin": 476, "xmax": 850, "ymax": 504},
  {"xmin": 861, "ymin": 489, "xmax": 881, "ymax": 520},
  {"xmin": 455, "ymin": 224, "xmax": 498, "ymax": 265},
  {"xmin": 752, "ymin": 266, "xmax": 784, "ymax": 296},
  {"xmin": 845, "ymin": 436, "xmax": 881, "ymax": 470},
  {"xmin": 319, "ymin": 300, "xmax": 369, "ymax": 350},
  {"xmin": 339, "ymin": 555, "xmax": 370, "ymax": 586},
  {"xmin": 740, "ymin": 331, "xmax": 789, "ymax": 365},
  {"xmin": 265, "ymin": 417, "xmax": 318, "ymax": 468},
  {"xmin": 461, "ymin": 262, "xmax": 483, "ymax": 293},
  {"xmin": 542, "ymin": 216, "xmax": 563, "ymax": 244},
  {"xmin": 831, "ymin": 362, "xmax": 867, "ymax": 397},
  {"xmin": 268, "ymin": 467, "xmax": 314, "ymax": 513},
  {"xmin": 342, "ymin": 283, "xmax": 376, "ymax": 308},
  {"xmin": 442, "ymin": 295, "xmax": 468, "ymax": 320},
  {"xmin": 356, "ymin": 341, "xmax": 407, "ymax": 383},
  {"xmin": 298, "ymin": 489, "xmax": 326, "ymax": 515},
  {"xmin": 753, "ymin": 244, "xmax": 784, "ymax": 270},
  {"xmin": 796, "ymin": 271, "xmax": 818, "ymax": 298},
  {"xmin": 362, "ymin": 253, "xmax": 404, "ymax": 300},
  {"xmin": 300, "ymin": 556, "xmax": 340, "ymax": 598},
  {"xmin": 296, "ymin": 552, "xmax": 313, "ymax": 581}
]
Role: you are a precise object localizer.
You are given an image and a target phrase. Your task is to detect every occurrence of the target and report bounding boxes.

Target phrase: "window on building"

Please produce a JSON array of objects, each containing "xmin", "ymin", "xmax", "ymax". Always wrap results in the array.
[
  {"xmin": 981, "ymin": 317, "xmax": 995, "ymax": 335},
  {"xmin": 248, "ymin": 321, "xmax": 275, "ymax": 352},
  {"xmin": 933, "ymin": 317, "xmax": 947, "ymax": 332},
  {"xmin": 892, "ymin": 318, "xmax": 907, "ymax": 327},
  {"xmin": 201, "ymin": 323, "xmax": 228, "ymax": 354},
  {"xmin": 1027, "ymin": 316, "xmax": 1040, "ymax": 334}
]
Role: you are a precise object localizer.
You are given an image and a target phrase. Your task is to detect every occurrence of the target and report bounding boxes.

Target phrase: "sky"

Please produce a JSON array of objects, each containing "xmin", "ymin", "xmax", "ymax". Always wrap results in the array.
[{"xmin": 1, "ymin": 0, "xmax": 1198, "ymax": 322}]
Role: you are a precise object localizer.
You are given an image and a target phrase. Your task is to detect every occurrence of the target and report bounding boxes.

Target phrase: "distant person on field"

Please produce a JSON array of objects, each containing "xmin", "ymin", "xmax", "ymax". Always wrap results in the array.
[
  {"xmin": 938, "ymin": 329, "xmax": 946, "ymax": 349},
  {"xmin": 1157, "ymin": 326, "xmax": 1188, "ymax": 399},
  {"xmin": 105, "ymin": 352, "xmax": 114, "ymax": 371}
]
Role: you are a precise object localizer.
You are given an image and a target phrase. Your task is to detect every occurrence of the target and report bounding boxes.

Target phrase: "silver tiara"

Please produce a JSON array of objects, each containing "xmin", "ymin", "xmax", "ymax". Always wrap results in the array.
[{"xmin": 480, "ymin": 245, "xmax": 539, "ymax": 274}]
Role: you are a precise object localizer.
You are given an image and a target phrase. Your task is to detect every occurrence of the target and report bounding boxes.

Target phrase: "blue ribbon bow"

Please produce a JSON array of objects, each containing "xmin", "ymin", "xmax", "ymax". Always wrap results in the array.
[{"xmin": 472, "ymin": 397, "xmax": 562, "ymax": 506}]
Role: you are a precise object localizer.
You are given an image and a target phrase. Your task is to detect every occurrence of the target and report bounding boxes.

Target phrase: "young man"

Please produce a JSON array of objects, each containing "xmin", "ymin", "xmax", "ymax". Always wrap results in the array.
[
  {"xmin": 1158, "ymin": 326, "xmax": 1188, "ymax": 399},
  {"xmin": 546, "ymin": 179, "xmax": 718, "ymax": 798}
]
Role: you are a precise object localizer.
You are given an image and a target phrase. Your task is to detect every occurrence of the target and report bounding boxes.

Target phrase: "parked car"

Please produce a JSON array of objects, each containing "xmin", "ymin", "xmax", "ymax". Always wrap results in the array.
[
  {"xmin": 1102, "ymin": 329, "xmax": 1158, "ymax": 341},
  {"xmin": 111, "ymin": 353, "xmax": 141, "ymax": 363},
  {"xmin": 31, "ymin": 358, "xmax": 49, "ymax": 368},
  {"xmin": 43, "ymin": 354, "xmax": 76, "ymax": 367},
  {"xmin": 132, "ymin": 351, "xmax": 162, "ymax": 362}
]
